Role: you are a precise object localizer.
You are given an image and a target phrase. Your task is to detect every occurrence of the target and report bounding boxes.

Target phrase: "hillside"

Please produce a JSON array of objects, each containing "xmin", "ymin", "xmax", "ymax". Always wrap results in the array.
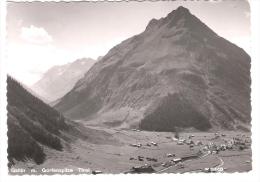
[
  {"xmin": 7, "ymin": 76, "xmax": 89, "ymax": 166},
  {"xmin": 32, "ymin": 58, "xmax": 96, "ymax": 103},
  {"xmin": 55, "ymin": 6, "xmax": 251, "ymax": 132}
]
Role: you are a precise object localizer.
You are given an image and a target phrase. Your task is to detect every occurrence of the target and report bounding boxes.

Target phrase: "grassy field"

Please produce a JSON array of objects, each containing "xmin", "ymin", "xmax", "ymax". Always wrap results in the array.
[{"xmin": 10, "ymin": 127, "xmax": 251, "ymax": 174}]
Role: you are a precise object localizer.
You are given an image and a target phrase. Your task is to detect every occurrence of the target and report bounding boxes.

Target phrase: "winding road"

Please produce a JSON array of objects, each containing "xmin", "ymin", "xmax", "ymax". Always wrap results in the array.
[{"xmin": 156, "ymin": 150, "xmax": 224, "ymax": 173}]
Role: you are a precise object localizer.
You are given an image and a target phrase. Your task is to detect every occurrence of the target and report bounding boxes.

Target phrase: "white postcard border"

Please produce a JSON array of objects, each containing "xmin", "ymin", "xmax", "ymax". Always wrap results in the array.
[{"xmin": 0, "ymin": 0, "xmax": 260, "ymax": 182}]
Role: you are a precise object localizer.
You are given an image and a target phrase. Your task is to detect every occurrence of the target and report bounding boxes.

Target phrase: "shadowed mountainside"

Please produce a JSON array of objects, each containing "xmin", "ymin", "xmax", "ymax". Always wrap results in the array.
[{"xmin": 7, "ymin": 76, "xmax": 90, "ymax": 165}]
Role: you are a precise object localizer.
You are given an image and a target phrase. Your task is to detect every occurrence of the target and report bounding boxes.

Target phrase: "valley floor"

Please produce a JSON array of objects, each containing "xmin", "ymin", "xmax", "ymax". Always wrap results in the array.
[{"xmin": 10, "ymin": 127, "xmax": 252, "ymax": 174}]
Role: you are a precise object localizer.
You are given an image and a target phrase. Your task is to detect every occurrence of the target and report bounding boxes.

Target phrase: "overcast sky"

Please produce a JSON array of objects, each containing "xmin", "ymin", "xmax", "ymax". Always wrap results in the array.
[{"xmin": 7, "ymin": 0, "xmax": 251, "ymax": 86}]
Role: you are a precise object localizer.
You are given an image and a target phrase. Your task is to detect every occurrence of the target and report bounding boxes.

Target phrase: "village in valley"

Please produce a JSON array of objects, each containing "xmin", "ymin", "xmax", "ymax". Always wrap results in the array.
[
  {"xmin": 13, "ymin": 127, "xmax": 251, "ymax": 174},
  {"xmin": 120, "ymin": 130, "xmax": 251, "ymax": 174}
]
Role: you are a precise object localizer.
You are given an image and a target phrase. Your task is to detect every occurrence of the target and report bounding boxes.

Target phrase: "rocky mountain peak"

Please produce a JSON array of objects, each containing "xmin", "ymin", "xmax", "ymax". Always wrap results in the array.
[
  {"xmin": 146, "ymin": 6, "xmax": 216, "ymax": 39},
  {"xmin": 168, "ymin": 6, "xmax": 191, "ymax": 17},
  {"xmin": 146, "ymin": 6, "xmax": 191, "ymax": 31}
]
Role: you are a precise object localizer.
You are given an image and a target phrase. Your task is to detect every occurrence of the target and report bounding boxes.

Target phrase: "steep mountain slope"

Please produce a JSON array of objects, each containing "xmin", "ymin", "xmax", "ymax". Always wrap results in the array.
[
  {"xmin": 32, "ymin": 58, "xmax": 96, "ymax": 103},
  {"xmin": 22, "ymin": 82, "xmax": 50, "ymax": 104},
  {"xmin": 7, "ymin": 76, "xmax": 93, "ymax": 166},
  {"xmin": 55, "ymin": 6, "xmax": 251, "ymax": 131}
]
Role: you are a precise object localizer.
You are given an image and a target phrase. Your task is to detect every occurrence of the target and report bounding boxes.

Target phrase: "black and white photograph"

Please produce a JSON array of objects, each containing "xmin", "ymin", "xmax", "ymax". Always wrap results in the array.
[{"xmin": 1, "ymin": 0, "xmax": 259, "ymax": 178}]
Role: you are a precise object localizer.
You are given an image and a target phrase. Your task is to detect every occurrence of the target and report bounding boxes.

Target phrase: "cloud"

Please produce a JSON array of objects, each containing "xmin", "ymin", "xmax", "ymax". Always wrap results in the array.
[{"xmin": 20, "ymin": 25, "xmax": 53, "ymax": 44}]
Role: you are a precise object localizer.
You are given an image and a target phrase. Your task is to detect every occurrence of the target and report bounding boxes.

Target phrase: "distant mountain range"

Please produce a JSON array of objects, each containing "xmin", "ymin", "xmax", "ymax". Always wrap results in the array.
[
  {"xmin": 55, "ymin": 6, "xmax": 251, "ymax": 132},
  {"xmin": 32, "ymin": 58, "xmax": 96, "ymax": 103}
]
